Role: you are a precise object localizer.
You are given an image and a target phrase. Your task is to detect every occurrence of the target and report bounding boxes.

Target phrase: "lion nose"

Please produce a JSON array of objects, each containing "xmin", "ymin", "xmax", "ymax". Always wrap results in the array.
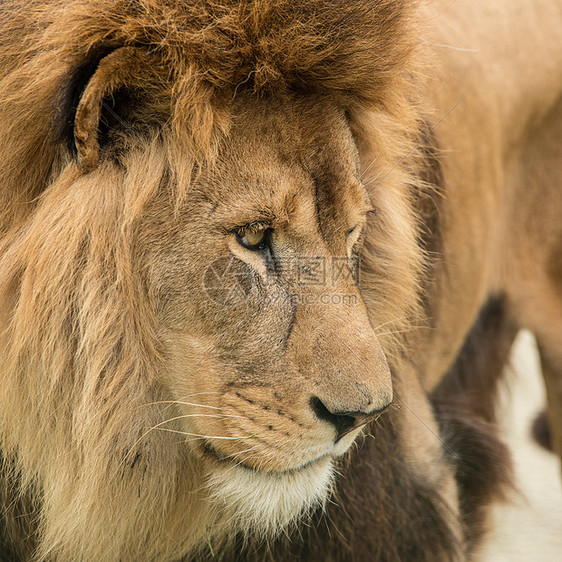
[{"xmin": 310, "ymin": 396, "xmax": 391, "ymax": 442}]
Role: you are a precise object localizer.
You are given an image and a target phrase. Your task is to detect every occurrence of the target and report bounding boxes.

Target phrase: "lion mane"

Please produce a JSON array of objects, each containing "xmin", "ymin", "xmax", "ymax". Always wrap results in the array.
[{"xmin": 3, "ymin": 0, "xmax": 560, "ymax": 560}]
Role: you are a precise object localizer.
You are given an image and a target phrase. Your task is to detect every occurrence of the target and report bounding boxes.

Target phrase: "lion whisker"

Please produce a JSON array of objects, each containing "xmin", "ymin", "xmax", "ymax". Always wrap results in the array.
[
  {"xmin": 223, "ymin": 446, "xmax": 262, "ymax": 464},
  {"xmin": 138, "ymin": 401, "xmax": 224, "ymax": 411},
  {"xmin": 370, "ymin": 316, "xmax": 406, "ymax": 332},
  {"xmin": 140, "ymin": 394, "xmax": 225, "ymax": 410},
  {"xmin": 375, "ymin": 328, "xmax": 419, "ymax": 338},
  {"xmin": 168, "ymin": 413, "xmax": 247, "ymax": 420},
  {"xmin": 176, "ymin": 392, "xmax": 223, "ymax": 398},
  {"xmin": 215, "ymin": 445, "xmax": 276, "ymax": 476},
  {"xmin": 171, "ymin": 401, "xmax": 224, "ymax": 410},
  {"xmin": 359, "ymin": 155, "xmax": 383, "ymax": 183},
  {"xmin": 130, "ymin": 413, "xmax": 253, "ymax": 451},
  {"xmin": 155, "ymin": 428, "xmax": 255, "ymax": 441}
]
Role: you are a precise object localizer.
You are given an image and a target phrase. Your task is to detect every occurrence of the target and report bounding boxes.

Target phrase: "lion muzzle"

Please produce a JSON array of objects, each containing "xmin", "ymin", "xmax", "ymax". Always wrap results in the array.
[{"xmin": 309, "ymin": 396, "xmax": 392, "ymax": 441}]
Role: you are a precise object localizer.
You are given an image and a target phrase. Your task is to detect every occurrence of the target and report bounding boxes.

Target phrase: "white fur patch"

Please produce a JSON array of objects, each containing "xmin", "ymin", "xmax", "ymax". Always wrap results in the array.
[{"xmin": 207, "ymin": 456, "xmax": 334, "ymax": 536}]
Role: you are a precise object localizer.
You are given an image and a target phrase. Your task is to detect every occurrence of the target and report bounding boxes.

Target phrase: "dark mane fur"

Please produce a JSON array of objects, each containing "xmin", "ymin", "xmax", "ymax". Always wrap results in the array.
[{"xmin": 0, "ymin": 0, "xmax": 416, "ymax": 234}]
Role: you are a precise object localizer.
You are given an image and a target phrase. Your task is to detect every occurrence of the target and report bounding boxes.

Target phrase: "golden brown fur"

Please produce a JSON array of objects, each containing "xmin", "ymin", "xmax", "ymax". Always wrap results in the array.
[{"xmin": 1, "ymin": 0, "xmax": 562, "ymax": 560}]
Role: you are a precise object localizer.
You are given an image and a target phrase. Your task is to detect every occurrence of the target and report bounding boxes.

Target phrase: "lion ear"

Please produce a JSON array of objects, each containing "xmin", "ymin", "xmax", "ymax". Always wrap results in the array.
[{"xmin": 73, "ymin": 47, "xmax": 148, "ymax": 170}]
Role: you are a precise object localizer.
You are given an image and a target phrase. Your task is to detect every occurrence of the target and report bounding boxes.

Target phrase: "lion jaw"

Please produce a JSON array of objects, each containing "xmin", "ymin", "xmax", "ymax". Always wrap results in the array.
[{"xmin": 206, "ymin": 455, "xmax": 335, "ymax": 537}]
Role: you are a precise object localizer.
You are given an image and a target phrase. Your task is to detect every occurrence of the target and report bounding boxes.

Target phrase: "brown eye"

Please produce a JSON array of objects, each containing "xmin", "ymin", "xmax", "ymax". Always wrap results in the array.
[{"xmin": 236, "ymin": 228, "xmax": 269, "ymax": 251}]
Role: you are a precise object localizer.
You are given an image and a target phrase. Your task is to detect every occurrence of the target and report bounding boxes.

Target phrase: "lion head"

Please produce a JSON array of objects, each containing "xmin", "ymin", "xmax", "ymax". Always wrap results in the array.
[{"xmin": 0, "ymin": 1, "xmax": 424, "ymax": 559}]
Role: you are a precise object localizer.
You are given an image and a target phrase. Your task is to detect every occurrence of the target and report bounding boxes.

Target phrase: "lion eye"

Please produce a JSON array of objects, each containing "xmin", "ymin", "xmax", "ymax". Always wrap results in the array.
[
  {"xmin": 346, "ymin": 224, "xmax": 363, "ymax": 242},
  {"xmin": 236, "ymin": 228, "xmax": 269, "ymax": 251}
]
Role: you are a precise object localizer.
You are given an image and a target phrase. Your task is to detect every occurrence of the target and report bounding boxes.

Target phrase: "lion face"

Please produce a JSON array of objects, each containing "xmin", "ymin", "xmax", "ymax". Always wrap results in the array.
[{"xmin": 130, "ymin": 97, "xmax": 393, "ymax": 526}]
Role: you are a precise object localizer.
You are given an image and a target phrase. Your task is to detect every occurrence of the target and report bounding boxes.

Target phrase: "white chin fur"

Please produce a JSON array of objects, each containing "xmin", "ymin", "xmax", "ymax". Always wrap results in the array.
[{"xmin": 207, "ymin": 456, "xmax": 334, "ymax": 537}]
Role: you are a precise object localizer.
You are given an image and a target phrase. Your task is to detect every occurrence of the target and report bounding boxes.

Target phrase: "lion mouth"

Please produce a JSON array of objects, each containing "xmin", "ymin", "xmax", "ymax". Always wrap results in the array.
[{"xmin": 201, "ymin": 440, "xmax": 328, "ymax": 474}]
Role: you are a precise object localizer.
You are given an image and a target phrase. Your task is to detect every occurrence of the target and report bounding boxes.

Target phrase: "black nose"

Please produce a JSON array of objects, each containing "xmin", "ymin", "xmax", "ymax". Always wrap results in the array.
[{"xmin": 310, "ymin": 396, "xmax": 390, "ymax": 442}]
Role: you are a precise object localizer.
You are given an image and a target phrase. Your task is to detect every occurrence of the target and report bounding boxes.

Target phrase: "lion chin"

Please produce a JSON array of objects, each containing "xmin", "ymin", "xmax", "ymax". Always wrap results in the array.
[
  {"xmin": 202, "ymin": 429, "xmax": 360, "ymax": 537},
  {"xmin": 207, "ymin": 456, "xmax": 335, "ymax": 536}
]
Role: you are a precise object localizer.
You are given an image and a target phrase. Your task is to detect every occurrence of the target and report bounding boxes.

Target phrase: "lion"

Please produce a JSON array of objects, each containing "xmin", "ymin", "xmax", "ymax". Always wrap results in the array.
[{"xmin": 1, "ymin": 0, "xmax": 562, "ymax": 560}]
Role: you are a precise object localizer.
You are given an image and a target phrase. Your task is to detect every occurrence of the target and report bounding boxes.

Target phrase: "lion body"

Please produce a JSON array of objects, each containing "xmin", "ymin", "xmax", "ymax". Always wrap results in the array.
[
  {"xmin": 418, "ymin": 1, "xmax": 562, "ymax": 391},
  {"xmin": 1, "ymin": 1, "xmax": 562, "ymax": 560}
]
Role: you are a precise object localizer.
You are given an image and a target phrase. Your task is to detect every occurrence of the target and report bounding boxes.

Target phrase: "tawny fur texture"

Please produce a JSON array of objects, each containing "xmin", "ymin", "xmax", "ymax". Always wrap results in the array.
[
  {"xmin": 5, "ymin": 0, "xmax": 562, "ymax": 560},
  {"xmin": 0, "ymin": 1, "xmax": 441, "ymax": 560}
]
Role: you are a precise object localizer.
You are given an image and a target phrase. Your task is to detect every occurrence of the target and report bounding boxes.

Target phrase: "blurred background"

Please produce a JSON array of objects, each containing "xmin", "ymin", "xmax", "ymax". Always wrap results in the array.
[{"xmin": 478, "ymin": 331, "xmax": 562, "ymax": 561}]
